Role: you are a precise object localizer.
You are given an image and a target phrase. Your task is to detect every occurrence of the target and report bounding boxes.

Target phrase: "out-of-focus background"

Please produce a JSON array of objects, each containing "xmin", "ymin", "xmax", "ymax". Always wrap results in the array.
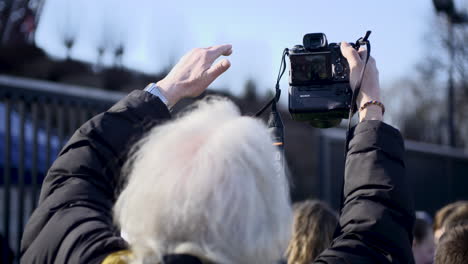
[{"xmin": 0, "ymin": 0, "xmax": 467, "ymax": 262}]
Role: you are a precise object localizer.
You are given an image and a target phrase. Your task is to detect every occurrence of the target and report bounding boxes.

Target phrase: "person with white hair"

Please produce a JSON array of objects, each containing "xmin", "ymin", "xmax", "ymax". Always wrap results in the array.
[
  {"xmin": 114, "ymin": 97, "xmax": 292, "ymax": 264},
  {"xmin": 21, "ymin": 44, "xmax": 292, "ymax": 264},
  {"xmin": 22, "ymin": 41, "xmax": 414, "ymax": 264}
]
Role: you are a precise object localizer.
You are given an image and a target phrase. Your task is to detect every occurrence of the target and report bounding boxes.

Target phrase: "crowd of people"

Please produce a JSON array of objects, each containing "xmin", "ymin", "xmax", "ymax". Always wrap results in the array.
[
  {"xmin": 283, "ymin": 200, "xmax": 468, "ymax": 264},
  {"xmin": 17, "ymin": 42, "xmax": 468, "ymax": 264},
  {"xmin": 430, "ymin": 201, "xmax": 468, "ymax": 263}
]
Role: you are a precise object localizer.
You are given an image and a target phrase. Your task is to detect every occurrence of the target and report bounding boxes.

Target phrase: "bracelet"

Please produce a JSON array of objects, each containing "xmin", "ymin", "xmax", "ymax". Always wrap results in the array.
[{"xmin": 359, "ymin": 100, "xmax": 385, "ymax": 115}]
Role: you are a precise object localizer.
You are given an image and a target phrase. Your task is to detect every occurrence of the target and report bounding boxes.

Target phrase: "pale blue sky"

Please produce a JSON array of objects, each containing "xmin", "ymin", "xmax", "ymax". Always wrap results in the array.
[{"xmin": 35, "ymin": 0, "xmax": 443, "ymax": 99}]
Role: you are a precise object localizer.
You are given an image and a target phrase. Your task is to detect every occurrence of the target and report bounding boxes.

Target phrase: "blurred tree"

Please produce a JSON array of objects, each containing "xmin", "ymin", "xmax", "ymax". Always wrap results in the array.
[
  {"xmin": 263, "ymin": 88, "xmax": 275, "ymax": 102},
  {"xmin": 56, "ymin": 0, "xmax": 78, "ymax": 60},
  {"xmin": 113, "ymin": 43, "xmax": 124, "ymax": 67},
  {"xmin": 97, "ymin": 44, "xmax": 106, "ymax": 70},
  {"xmin": 63, "ymin": 35, "xmax": 74, "ymax": 60},
  {"xmin": 391, "ymin": 10, "xmax": 468, "ymax": 148},
  {"xmin": 242, "ymin": 79, "xmax": 259, "ymax": 103}
]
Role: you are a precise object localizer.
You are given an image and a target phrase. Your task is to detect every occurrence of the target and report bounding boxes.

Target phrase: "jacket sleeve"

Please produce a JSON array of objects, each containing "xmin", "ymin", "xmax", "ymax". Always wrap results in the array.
[
  {"xmin": 314, "ymin": 121, "xmax": 415, "ymax": 264},
  {"xmin": 21, "ymin": 90, "xmax": 171, "ymax": 264}
]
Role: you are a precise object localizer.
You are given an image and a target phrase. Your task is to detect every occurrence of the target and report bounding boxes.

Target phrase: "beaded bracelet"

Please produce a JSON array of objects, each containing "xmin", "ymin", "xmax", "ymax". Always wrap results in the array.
[{"xmin": 359, "ymin": 100, "xmax": 385, "ymax": 115}]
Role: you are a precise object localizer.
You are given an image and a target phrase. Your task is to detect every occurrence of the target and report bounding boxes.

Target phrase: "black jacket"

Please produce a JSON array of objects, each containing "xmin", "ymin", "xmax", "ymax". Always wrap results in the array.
[
  {"xmin": 21, "ymin": 90, "xmax": 414, "ymax": 264},
  {"xmin": 315, "ymin": 121, "xmax": 414, "ymax": 263}
]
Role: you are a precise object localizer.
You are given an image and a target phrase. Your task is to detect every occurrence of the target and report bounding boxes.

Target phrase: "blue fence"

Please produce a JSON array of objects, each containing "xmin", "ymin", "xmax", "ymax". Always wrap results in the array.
[{"xmin": 0, "ymin": 75, "xmax": 125, "ymax": 262}]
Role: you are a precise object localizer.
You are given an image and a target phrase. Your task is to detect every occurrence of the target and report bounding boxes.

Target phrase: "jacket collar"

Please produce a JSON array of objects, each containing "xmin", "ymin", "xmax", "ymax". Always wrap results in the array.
[{"xmin": 162, "ymin": 254, "xmax": 204, "ymax": 264}]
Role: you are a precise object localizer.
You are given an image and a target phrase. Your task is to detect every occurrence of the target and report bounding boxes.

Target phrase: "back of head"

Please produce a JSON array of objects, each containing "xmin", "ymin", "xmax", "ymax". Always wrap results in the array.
[
  {"xmin": 443, "ymin": 203, "xmax": 468, "ymax": 230},
  {"xmin": 435, "ymin": 224, "xmax": 468, "ymax": 264},
  {"xmin": 434, "ymin": 201, "xmax": 468, "ymax": 232},
  {"xmin": 114, "ymin": 98, "xmax": 292, "ymax": 264},
  {"xmin": 434, "ymin": 201, "xmax": 468, "ymax": 242},
  {"xmin": 286, "ymin": 200, "xmax": 338, "ymax": 264}
]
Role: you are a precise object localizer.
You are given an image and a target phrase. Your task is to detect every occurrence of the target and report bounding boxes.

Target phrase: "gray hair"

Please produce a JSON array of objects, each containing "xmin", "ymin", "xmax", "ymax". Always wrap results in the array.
[{"xmin": 114, "ymin": 98, "xmax": 292, "ymax": 264}]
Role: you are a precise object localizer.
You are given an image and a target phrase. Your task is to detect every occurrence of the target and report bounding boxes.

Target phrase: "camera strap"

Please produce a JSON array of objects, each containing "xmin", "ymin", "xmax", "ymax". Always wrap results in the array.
[
  {"xmin": 254, "ymin": 48, "xmax": 289, "ymax": 117},
  {"xmin": 337, "ymin": 31, "xmax": 372, "ymax": 221},
  {"xmin": 345, "ymin": 31, "xmax": 372, "ymax": 154},
  {"xmin": 349, "ymin": 30, "xmax": 372, "ymax": 115},
  {"xmin": 254, "ymin": 49, "xmax": 289, "ymax": 183}
]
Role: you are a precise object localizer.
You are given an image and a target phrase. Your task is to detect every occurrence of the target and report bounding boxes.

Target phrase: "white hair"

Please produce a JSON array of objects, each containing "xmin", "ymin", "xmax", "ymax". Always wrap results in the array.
[{"xmin": 114, "ymin": 97, "xmax": 292, "ymax": 264}]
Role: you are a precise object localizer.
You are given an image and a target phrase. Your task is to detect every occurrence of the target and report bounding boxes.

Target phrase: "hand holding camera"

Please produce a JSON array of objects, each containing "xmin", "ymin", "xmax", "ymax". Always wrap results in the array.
[
  {"xmin": 340, "ymin": 42, "xmax": 382, "ymax": 122},
  {"xmin": 287, "ymin": 32, "xmax": 383, "ymax": 127}
]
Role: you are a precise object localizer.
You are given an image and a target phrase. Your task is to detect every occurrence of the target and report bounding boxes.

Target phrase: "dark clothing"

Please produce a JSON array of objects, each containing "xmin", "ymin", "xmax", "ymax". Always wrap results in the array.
[
  {"xmin": 315, "ymin": 122, "xmax": 415, "ymax": 263},
  {"xmin": 21, "ymin": 91, "xmax": 171, "ymax": 264},
  {"xmin": 163, "ymin": 254, "xmax": 203, "ymax": 264},
  {"xmin": 1, "ymin": 233, "xmax": 14, "ymax": 264},
  {"xmin": 21, "ymin": 90, "xmax": 414, "ymax": 264}
]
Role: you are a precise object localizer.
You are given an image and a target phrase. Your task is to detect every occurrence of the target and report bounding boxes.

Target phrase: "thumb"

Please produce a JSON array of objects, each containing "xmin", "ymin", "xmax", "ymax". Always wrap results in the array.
[{"xmin": 205, "ymin": 59, "xmax": 231, "ymax": 83}]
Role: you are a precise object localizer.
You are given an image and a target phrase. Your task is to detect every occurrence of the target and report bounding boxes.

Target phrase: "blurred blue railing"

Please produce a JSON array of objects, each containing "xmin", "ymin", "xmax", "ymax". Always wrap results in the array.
[
  {"xmin": 0, "ymin": 75, "xmax": 125, "ymax": 262},
  {"xmin": 318, "ymin": 127, "xmax": 468, "ymax": 215}
]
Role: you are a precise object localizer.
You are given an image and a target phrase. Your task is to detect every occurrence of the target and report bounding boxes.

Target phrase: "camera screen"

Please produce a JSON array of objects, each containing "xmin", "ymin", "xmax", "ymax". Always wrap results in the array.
[{"xmin": 291, "ymin": 54, "xmax": 330, "ymax": 83}]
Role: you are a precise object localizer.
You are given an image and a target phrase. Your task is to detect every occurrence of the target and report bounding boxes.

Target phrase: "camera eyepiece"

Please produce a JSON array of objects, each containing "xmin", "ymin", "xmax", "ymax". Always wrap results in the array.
[{"xmin": 303, "ymin": 33, "xmax": 328, "ymax": 50}]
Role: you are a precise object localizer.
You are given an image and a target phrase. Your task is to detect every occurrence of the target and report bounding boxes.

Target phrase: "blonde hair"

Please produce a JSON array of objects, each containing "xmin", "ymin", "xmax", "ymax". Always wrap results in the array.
[
  {"xmin": 286, "ymin": 200, "xmax": 338, "ymax": 264},
  {"xmin": 114, "ymin": 97, "xmax": 292, "ymax": 264}
]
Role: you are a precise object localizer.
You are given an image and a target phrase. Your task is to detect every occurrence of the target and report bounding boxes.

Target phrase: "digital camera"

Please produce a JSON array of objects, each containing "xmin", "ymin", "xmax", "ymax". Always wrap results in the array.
[{"xmin": 288, "ymin": 33, "xmax": 354, "ymax": 128}]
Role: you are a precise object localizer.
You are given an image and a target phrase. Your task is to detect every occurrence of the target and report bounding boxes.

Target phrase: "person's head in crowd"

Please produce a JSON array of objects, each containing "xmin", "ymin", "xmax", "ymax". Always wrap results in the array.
[
  {"xmin": 114, "ymin": 98, "xmax": 293, "ymax": 264},
  {"xmin": 433, "ymin": 201, "xmax": 468, "ymax": 243},
  {"xmin": 434, "ymin": 224, "xmax": 468, "ymax": 264},
  {"xmin": 286, "ymin": 200, "xmax": 338, "ymax": 264},
  {"xmin": 413, "ymin": 212, "xmax": 435, "ymax": 264},
  {"xmin": 441, "ymin": 203, "xmax": 468, "ymax": 228}
]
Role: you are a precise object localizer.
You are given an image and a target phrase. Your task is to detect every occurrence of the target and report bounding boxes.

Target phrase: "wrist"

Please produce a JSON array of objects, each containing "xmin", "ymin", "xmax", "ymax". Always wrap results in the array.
[
  {"xmin": 358, "ymin": 93, "xmax": 380, "ymax": 109},
  {"xmin": 359, "ymin": 105, "xmax": 383, "ymax": 122},
  {"xmin": 156, "ymin": 80, "xmax": 183, "ymax": 107}
]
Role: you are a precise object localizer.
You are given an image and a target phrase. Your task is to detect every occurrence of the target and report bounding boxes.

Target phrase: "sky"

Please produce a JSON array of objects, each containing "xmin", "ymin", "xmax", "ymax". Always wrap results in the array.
[{"xmin": 35, "ymin": 0, "xmax": 443, "ymax": 103}]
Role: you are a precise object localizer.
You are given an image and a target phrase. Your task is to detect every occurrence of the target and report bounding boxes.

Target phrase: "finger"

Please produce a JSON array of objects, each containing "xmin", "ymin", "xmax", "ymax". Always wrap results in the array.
[
  {"xmin": 224, "ymin": 48, "xmax": 233, "ymax": 56},
  {"xmin": 205, "ymin": 59, "xmax": 231, "ymax": 83},
  {"xmin": 340, "ymin": 42, "xmax": 361, "ymax": 68},
  {"xmin": 208, "ymin": 44, "xmax": 233, "ymax": 59}
]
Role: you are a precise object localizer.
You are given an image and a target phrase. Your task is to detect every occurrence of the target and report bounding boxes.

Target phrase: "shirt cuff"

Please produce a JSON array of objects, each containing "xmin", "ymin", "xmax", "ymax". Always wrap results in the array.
[{"xmin": 144, "ymin": 83, "xmax": 171, "ymax": 108}]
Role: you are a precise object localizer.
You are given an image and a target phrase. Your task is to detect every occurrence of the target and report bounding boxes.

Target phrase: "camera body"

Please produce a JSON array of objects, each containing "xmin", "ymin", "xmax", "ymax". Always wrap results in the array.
[{"xmin": 288, "ymin": 33, "xmax": 353, "ymax": 128}]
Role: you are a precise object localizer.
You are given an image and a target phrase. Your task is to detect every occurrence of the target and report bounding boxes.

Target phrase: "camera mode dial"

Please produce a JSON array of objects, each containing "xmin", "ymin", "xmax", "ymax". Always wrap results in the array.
[
  {"xmin": 291, "ymin": 45, "xmax": 304, "ymax": 53},
  {"xmin": 334, "ymin": 63, "xmax": 344, "ymax": 75}
]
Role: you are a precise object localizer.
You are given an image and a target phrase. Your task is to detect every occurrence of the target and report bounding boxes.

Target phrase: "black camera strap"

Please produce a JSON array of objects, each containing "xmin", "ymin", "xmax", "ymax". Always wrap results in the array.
[
  {"xmin": 254, "ymin": 49, "xmax": 290, "ymax": 183},
  {"xmin": 338, "ymin": 31, "xmax": 372, "ymax": 218},
  {"xmin": 254, "ymin": 48, "xmax": 289, "ymax": 117},
  {"xmin": 345, "ymin": 31, "xmax": 372, "ymax": 154},
  {"xmin": 349, "ymin": 31, "xmax": 372, "ymax": 114}
]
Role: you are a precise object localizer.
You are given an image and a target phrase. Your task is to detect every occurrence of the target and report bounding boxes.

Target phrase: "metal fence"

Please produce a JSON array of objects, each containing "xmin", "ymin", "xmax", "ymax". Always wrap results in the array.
[
  {"xmin": 0, "ymin": 75, "xmax": 125, "ymax": 262},
  {"xmin": 318, "ymin": 127, "xmax": 468, "ymax": 215}
]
